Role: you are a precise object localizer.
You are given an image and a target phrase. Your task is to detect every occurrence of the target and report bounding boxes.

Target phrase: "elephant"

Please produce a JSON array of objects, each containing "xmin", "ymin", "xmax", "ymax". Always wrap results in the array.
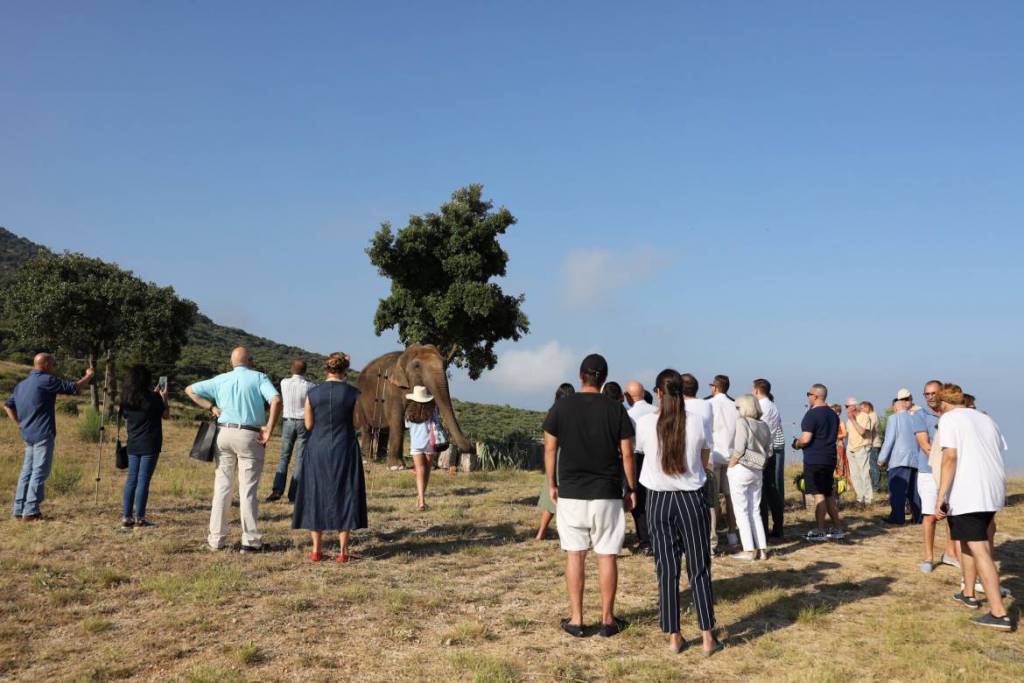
[{"xmin": 354, "ymin": 344, "xmax": 474, "ymax": 469}]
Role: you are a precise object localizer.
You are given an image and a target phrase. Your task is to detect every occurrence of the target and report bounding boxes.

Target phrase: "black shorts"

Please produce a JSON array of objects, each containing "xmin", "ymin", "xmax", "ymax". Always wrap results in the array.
[
  {"xmin": 948, "ymin": 511, "xmax": 995, "ymax": 542},
  {"xmin": 803, "ymin": 463, "xmax": 835, "ymax": 496}
]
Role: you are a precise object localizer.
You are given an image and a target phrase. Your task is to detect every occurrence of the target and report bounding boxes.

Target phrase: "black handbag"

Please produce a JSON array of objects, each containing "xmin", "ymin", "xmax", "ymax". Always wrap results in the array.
[
  {"xmin": 189, "ymin": 420, "xmax": 218, "ymax": 462},
  {"xmin": 115, "ymin": 411, "xmax": 129, "ymax": 470}
]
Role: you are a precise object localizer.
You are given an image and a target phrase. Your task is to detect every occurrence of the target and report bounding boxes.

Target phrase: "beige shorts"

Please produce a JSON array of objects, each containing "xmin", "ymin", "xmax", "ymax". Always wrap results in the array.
[{"xmin": 556, "ymin": 498, "xmax": 625, "ymax": 555}]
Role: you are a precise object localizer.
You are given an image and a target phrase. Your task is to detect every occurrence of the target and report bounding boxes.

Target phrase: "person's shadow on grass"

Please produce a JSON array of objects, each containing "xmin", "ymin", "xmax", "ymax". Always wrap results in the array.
[
  {"xmin": 368, "ymin": 522, "xmax": 519, "ymax": 558},
  {"xmin": 721, "ymin": 575, "xmax": 893, "ymax": 645}
]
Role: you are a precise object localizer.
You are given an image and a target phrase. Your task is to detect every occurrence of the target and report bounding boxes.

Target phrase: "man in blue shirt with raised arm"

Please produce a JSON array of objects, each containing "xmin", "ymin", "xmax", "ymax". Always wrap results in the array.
[
  {"xmin": 187, "ymin": 347, "xmax": 282, "ymax": 553},
  {"xmin": 4, "ymin": 353, "xmax": 94, "ymax": 520}
]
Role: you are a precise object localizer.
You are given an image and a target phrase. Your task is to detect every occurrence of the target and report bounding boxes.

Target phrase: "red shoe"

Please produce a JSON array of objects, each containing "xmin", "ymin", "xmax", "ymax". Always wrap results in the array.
[
  {"xmin": 336, "ymin": 551, "xmax": 363, "ymax": 563},
  {"xmin": 308, "ymin": 551, "xmax": 323, "ymax": 562}
]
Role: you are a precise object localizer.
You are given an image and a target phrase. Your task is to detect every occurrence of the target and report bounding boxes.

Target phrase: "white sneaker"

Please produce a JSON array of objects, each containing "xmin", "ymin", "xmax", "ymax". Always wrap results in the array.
[
  {"xmin": 941, "ymin": 553, "xmax": 960, "ymax": 569},
  {"xmin": 826, "ymin": 527, "xmax": 847, "ymax": 540},
  {"xmin": 962, "ymin": 579, "xmax": 1012, "ymax": 598},
  {"xmin": 728, "ymin": 552, "xmax": 755, "ymax": 561}
]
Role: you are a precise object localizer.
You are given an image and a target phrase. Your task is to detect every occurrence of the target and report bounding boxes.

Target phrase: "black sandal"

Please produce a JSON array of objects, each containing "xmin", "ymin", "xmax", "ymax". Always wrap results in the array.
[
  {"xmin": 560, "ymin": 618, "xmax": 585, "ymax": 638},
  {"xmin": 599, "ymin": 617, "xmax": 628, "ymax": 638}
]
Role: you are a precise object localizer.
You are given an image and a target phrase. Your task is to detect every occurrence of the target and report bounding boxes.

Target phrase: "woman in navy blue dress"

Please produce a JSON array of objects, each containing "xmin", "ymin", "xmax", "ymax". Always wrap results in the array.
[{"xmin": 292, "ymin": 353, "xmax": 367, "ymax": 562}]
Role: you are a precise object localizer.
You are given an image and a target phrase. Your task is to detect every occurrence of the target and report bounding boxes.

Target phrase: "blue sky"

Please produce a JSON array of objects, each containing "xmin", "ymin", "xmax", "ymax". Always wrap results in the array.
[{"xmin": 2, "ymin": 2, "xmax": 1022, "ymax": 469}]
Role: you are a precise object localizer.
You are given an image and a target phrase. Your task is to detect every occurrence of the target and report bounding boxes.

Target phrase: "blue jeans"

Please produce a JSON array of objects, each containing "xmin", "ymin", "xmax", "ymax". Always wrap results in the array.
[
  {"xmin": 273, "ymin": 419, "xmax": 307, "ymax": 497},
  {"xmin": 13, "ymin": 438, "xmax": 55, "ymax": 517},
  {"xmin": 123, "ymin": 453, "xmax": 159, "ymax": 519},
  {"xmin": 887, "ymin": 466, "xmax": 921, "ymax": 524},
  {"xmin": 869, "ymin": 447, "xmax": 882, "ymax": 491}
]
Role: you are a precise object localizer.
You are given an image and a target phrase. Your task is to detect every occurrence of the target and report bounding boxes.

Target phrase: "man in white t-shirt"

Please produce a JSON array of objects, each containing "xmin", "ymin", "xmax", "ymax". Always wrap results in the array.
[
  {"xmin": 935, "ymin": 385, "xmax": 1011, "ymax": 631},
  {"xmin": 625, "ymin": 380, "xmax": 657, "ymax": 554},
  {"xmin": 708, "ymin": 374, "xmax": 739, "ymax": 547}
]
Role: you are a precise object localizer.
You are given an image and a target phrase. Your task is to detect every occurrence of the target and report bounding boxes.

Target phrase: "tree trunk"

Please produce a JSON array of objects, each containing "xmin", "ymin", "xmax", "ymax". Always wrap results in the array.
[
  {"xmin": 88, "ymin": 349, "xmax": 100, "ymax": 411},
  {"xmin": 102, "ymin": 349, "xmax": 117, "ymax": 421}
]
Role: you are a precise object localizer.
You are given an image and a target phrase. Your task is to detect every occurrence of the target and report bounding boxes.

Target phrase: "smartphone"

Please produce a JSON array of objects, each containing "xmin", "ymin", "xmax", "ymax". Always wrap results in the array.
[
  {"xmin": 940, "ymin": 502, "xmax": 949, "ymax": 514},
  {"xmin": 158, "ymin": 376, "xmax": 168, "ymax": 392}
]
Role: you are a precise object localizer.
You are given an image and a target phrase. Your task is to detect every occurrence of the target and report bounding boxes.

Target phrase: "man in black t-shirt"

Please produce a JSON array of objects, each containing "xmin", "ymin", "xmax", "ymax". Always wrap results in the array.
[
  {"xmin": 793, "ymin": 383, "xmax": 845, "ymax": 542},
  {"xmin": 543, "ymin": 354, "xmax": 637, "ymax": 638}
]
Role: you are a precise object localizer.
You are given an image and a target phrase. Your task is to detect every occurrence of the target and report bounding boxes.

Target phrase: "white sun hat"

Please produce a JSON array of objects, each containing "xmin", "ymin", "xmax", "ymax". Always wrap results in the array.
[{"xmin": 406, "ymin": 385, "xmax": 434, "ymax": 403}]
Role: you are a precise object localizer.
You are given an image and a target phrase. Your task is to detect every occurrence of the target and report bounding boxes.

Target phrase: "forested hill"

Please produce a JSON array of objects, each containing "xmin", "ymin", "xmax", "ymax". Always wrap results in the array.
[
  {"xmin": 0, "ymin": 227, "xmax": 545, "ymax": 440},
  {"xmin": 0, "ymin": 227, "xmax": 44, "ymax": 284},
  {"xmin": 0, "ymin": 226, "xmax": 326, "ymax": 384}
]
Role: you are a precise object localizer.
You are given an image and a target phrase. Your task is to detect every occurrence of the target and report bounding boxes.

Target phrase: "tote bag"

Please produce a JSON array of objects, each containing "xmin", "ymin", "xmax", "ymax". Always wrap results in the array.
[{"xmin": 189, "ymin": 421, "xmax": 218, "ymax": 462}]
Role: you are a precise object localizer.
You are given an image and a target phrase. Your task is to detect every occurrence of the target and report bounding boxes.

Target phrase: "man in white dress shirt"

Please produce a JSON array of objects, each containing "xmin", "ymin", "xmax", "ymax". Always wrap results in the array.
[
  {"xmin": 681, "ymin": 373, "xmax": 721, "ymax": 551},
  {"xmin": 625, "ymin": 380, "xmax": 657, "ymax": 554},
  {"xmin": 267, "ymin": 359, "xmax": 316, "ymax": 502},
  {"xmin": 708, "ymin": 374, "xmax": 739, "ymax": 548}
]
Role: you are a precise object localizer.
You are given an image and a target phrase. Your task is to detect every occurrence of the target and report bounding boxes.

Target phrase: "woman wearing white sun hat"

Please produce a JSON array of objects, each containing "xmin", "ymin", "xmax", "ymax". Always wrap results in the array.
[{"xmin": 405, "ymin": 385, "xmax": 446, "ymax": 510}]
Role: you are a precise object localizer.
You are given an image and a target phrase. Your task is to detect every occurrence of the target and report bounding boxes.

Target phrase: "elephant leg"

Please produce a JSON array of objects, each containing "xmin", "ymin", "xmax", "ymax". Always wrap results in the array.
[{"xmin": 386, "ymin": 428, "xmax": 405, "ymax": 469}]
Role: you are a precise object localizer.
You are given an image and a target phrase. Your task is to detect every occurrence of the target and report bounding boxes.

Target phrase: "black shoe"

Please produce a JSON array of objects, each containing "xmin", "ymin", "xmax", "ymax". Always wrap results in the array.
[
  {"xmin": 135, "ymin": 518, "xmax": 157, "ymax": 528},
  {"xmin": 121, "ymin": 517, "xmax": 134, "ymax": 529},
  {"xmin": 635, "ymin": 543, "xmax": 652, "ymax": 556},
  {"xmin": 952, "ymin": 592, "xmax": 982, "ymax": 609},
  {"xmin": 599, "ymin": 617, "xmax": 627, "ymax": 638},
  {"xmin": 240, "ymin": 544, "xmax": 263, "ymax": 554},
  {"xmin": 265, "ymin": 492, "xmax": 282, "ymax": 503},
  {"xmin": 971, "ymin": 612, "xmax": 1013, "ymax": 632},
  {"xmin": 559, "ymin": 618, "xmax": 585, "ymax": 638},
  {"xmin": 22, "ymin": 513, "xmax": 43, "ymax": 522}
]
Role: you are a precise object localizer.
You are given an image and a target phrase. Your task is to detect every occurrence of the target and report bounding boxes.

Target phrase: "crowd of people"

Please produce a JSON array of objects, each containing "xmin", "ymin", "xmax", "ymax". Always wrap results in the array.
[
  {"xmin": 2, "ymin": 348, "xmax": 1015, "ymax": 646},
  {"xmin": 537, "ymin": 354, "xmax": 1013, "ymax": 643}
]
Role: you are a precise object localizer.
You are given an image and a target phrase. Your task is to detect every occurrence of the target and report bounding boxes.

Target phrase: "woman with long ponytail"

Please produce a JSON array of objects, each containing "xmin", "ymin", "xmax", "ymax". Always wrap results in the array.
[{"xmin": 635, "ymin": 369, "xmax": 723, "ymax": 656}]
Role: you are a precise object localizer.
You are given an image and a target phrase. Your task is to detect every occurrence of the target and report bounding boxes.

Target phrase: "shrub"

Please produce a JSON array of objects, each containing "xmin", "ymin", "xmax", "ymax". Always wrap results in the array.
[
  {"xmin": 58, "ymin": 400, "xmax": 80, "ymax": 416},
  {"xmin": 50, "ymin": 462, "xmax": 83, "ymax": 496},
  {"xmin": 235, "ymin": 641, "xmax": 264, "ymax": 665},
  {"xmin": 78, "ymin": 406, "xmax": 103, "ymax": 443},
  {"xmin": 476, "ymin": 435, "xmax": 541, "ymax": 470}
]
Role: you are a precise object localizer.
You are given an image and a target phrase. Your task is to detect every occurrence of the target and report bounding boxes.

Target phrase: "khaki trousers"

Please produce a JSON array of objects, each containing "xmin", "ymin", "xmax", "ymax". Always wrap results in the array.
[
  {"xmin": 847, "ymin": 447, "xmax": 874, "ymax": 504},
  {"xmin": 209, "ymin": 428, "xmax": 265, "ymax": 549}
]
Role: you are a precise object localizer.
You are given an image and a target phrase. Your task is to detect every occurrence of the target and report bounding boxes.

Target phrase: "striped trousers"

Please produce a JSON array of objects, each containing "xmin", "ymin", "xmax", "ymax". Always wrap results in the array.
[{"xmin": 647, "ymin": 488, "xmax": 716, "ymax": 633}]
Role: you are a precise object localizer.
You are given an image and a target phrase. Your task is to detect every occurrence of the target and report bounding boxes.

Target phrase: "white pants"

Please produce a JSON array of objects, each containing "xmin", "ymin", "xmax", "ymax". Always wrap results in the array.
[
  {"xmin": 209, "ymin": 428, "xmax": 265, "ymax": 549},
  {"xmin": 728, "ymin": 464, "xmax": 767, "ymax": 552},
  {"xmin": 847, "ymin": 448, "xmax": 874, "ymax": 504}
]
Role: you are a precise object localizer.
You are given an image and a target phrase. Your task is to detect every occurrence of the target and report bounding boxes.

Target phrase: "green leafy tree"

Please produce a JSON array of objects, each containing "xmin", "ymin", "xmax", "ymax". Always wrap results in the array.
[
  {"xmin": 3, "ymin": 252, "xmax": 197, "ymax": 411},
  {"xmin": 367, "ymin": 184, "xmax": 529, "ymax": 379}
]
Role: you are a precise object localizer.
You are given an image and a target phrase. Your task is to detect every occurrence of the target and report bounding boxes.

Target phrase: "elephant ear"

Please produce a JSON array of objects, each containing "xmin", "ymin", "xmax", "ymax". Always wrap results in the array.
[{"xmin": 391, "ymin": 355, "xmax": 411, "ymax": 389}]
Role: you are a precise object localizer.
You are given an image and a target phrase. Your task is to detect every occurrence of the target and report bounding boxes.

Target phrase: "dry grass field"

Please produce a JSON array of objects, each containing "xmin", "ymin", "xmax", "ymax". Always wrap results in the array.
[{"xmin": 1, "ymin": 404, "xmax": 1022, "ymax": 682}]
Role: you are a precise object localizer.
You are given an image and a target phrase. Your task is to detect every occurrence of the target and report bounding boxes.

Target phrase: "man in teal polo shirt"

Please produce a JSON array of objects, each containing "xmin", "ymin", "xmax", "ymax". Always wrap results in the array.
[{"xmin": 187, "ymin": 347, "xmax": 282, "ymax": 552}]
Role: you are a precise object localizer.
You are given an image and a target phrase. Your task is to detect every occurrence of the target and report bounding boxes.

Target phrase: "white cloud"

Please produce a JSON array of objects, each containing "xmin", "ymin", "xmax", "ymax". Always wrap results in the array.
[
  {"xmin": 485, "ymin": 341, "xmax": 577, "ymax": 394},
  {"xmin": 562, "ymin": 246, "xmax": 668, "ymax": 308}
]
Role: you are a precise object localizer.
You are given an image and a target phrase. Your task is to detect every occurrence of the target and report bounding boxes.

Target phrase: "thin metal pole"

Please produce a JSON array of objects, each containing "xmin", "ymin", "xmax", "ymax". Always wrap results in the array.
[{"xmin": 94, "ymin": 420, "xmax": 105, "ymax": 506}]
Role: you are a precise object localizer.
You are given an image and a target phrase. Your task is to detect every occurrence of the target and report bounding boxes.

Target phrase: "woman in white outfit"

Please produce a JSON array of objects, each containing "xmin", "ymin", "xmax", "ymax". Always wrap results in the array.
[{"xmin": 728, "ymin": 394, "xmax": 772, "ymax": 560}]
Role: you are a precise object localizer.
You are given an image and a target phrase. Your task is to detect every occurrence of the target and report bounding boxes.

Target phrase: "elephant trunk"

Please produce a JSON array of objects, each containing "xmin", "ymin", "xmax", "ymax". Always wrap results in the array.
[{"xmin": 426, "ymin": 373, "xmax": 474, "ymax": 453}]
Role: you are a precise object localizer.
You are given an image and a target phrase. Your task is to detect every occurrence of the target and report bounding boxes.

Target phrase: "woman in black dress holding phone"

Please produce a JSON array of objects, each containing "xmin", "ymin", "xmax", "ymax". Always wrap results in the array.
[{"xmin": 292, "ymin": 353, "xmax": 367, "ymax": 562}]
